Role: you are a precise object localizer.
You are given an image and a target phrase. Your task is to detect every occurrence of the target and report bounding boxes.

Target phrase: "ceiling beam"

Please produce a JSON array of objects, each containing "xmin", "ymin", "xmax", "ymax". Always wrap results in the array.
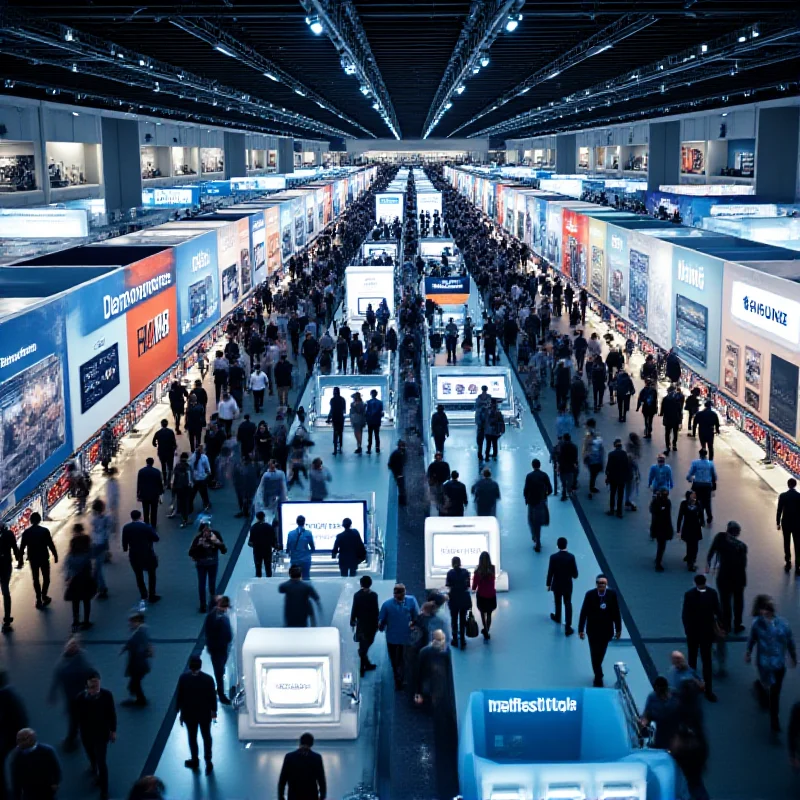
[
  {"xmin": 423, "ymin": 0, "xmax": 524, "ymax": 140},
  {"xmin": 168, "ymin": 16, "xmax": 375, "ymax": 137},
  {"xmin": 300, "ymin": 0, "xmax": 401, "ymax": 139},
  {"xmin": 449, "ymin": 13, "xmax": 658, "ymax": 136}
]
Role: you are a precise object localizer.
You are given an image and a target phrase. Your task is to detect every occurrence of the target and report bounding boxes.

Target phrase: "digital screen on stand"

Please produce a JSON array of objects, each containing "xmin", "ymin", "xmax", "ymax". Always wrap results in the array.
[{"xmin": 435, "ymin": 375, "xmax": 507, "ymax": 402}]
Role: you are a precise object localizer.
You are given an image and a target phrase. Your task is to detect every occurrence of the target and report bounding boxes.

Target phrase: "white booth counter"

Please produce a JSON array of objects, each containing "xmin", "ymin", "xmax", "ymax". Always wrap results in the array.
[
  {"xmin": 428, "ymin": 365, "xmax": 515, "ymax": 423},
  {"xmin": 344, "ymin": 264, "xmax": 395, "ymax": 320},
  {"xmin": 313, "ymin": 372, "xmax": 395, "ymax": 428},
  {"xmin": 425, "ymin": 516, "xmax": 508, "ymax": 591}
]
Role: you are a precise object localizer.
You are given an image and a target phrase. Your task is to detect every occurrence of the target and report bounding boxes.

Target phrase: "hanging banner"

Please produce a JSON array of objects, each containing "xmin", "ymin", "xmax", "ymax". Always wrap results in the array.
[{"xmin": 424, "ymin": 276, "xmax": 470, "ymax": 305}]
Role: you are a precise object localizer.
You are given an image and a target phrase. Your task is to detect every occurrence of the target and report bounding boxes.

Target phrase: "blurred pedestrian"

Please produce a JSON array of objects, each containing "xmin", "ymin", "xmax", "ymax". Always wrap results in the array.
[
  {"xmin": 176, "ymin": 655, "xmax": 216, "ymax": 775},
  {"xmin": 204, "ymin": 596, "xmax": 233, "ymax": 705}
]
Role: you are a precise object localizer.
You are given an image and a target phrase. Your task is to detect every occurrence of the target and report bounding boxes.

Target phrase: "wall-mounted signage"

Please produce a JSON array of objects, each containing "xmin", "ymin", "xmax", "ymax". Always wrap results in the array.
[{"xmin": 730, "ymin": 280, "xmax": 800, "ymax": 348}]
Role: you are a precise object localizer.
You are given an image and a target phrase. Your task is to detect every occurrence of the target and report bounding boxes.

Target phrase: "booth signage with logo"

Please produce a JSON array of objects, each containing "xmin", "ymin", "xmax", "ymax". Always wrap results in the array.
[
  {"xmin": 375, "ymin": 193, "xmax": 404, "ymax": 222},
  {"xmin": 424, "ymin": 276, "xmax": 470, "ymax": 305}
]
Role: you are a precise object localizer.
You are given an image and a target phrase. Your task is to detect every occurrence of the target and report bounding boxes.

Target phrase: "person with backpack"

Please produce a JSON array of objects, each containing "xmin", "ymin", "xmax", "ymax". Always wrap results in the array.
[
  {"xmin": 285, "ymin": 516, "xmax": 316, "ymax": 580},
  {"xmin": 637, "ymin": 380, "xmax": 658, "ymax": 439}
]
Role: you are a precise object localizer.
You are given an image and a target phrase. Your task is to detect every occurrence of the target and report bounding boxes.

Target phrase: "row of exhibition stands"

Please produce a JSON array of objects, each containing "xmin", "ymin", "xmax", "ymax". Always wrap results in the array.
[
  {"xmin": 0, "ymin": 165, "xmax": 379, "ymax": 531},
  {"xmin": 446, "ymin": 164, "xmax": 800, "ymax": 479}
]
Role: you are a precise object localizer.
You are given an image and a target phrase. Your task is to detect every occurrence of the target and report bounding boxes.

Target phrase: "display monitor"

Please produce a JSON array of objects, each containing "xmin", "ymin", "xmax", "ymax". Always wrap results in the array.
[
  {"xmin": 436, "ymin": 375, "xmax": 507, "ymax": 403},
  {"xmin": 78, "ymin": 344, "xmax": 121, "ymax": 414},
  {"xmin": 319, "ymin": 384, "xmax": 383, "ymax": 416},
  {"xmin": 432, "ymin": 532, "xmax": 489, "ymax": 569},
  {"xmin": 254, "ymin": 656, "xmax": 332, "ymax": 721},
  {"xmin": 279, "ymin": 499, "xmax": 368, "ymax": 550}
]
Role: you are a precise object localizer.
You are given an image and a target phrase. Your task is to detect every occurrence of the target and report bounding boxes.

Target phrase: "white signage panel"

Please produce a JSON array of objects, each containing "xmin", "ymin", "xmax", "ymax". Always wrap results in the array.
[
  {"xmin": 432, "ymin": 532, "xmax": 489, "ymax": 569},
  {"xmin": 280, "ymin": 500, "xmax": 368, "ymax": 551},
  {"xmin": 0, "ymin": 209, "xmax": 89, "ymax": 239},
  {"xmin": 375, "ymin": 193, "xmax": 404, "ymax": 222},
  {"xmin": 417, "ymin": 192, "xmax": 442, "ymax": 216},
  {"xmin": 435, "ymin": 375, "xmax": 507, "ymax": 402},
  {"xmin": 730, "ymin": 280, "xmax": 800, "ymax": 348},
  {"xmin": 320, "ymin": 384, "xmax": 383, "ymax": 415},
  {"xmin": 345, "ymin": 265, "xmax": 395, "ymax": 320}
]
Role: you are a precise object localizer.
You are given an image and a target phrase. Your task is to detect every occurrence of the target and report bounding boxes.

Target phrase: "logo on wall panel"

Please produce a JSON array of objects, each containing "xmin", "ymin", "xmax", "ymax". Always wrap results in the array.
[
  {"xmin": 136, "ymin": 311, "xmax": 170, "ymax": 356},
  {"xmin": 677, "ymin": 259, "xmax": 705, "ymax": 291}
]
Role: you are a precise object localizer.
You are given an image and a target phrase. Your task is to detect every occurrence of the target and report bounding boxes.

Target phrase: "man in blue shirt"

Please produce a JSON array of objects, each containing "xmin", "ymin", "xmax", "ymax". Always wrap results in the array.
[
  {"xmin": 365, "ymin": 390, "xmax": 384, "ymax": 455},
  {"xmin": 378, "ymin": 584, "xmax": 419, "ymax": 690},
  {"xmin": 285, "ymin": 516, "xmax": 315, "ymax": 580},
  {"xmin": 647, "ymin": 454, "xmax": 674, "ymax": 497},
  {"xmin": 686, "ymin": 448, "xmax": 717, "ymax": 526}
]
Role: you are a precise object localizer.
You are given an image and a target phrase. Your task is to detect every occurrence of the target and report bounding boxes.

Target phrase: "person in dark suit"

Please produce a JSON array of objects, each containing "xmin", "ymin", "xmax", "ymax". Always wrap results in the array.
[
  {"xmin": 350, "ymin": 575, "xmax": 380, "ymax": 676},
  {"xmin": 604, "ymin": 438, "xmax": 630, "ymax": 518},
  {"xmin": 278, "ymin": 732, "xmax": 327, "ymax": 800},
  {"xmin": 8, "ymin": 728, "xmax": 61, "ymax": 800},
  {"xmin": 777, "ymin": 478, "xmax": 800, "ymax": 574},
  {"xmin": 152, "ymin": 420, "xmax": 177, "ymax": 489},
  {"xmin": 326, "ymin": 387, "xmax": 347, "ymax": 455},
  {"xmin": 446, "ymin": 556, "xmax": 472, "ymax": 650},
  {"xmin": 236, "ymin": 414, "xmax": 257, "ymax": 461},
  {"xmin": 121, "ymin": 510, "xmax": 160, "ymax": 603},
  {"xmin": 692, "ymin": 400, "xmax": 721, "ymax": 460},
  {"xmin": 176, "ymin": 654, "xmax": 217, "ymax": 775},
  {"xmin": 136, "ymin": 457, "xmax": 164, "ymax": 529},
  {"xmin": 331, "ymin": 518, "xmax": 366, "ymax": 577},
  {"xmin": 441, "ymin": 471, "xmax": 468, "ymax": 517},
  {"xmin": 681, "ymin": 573, "xmax": 721, "ymax": 702},
  {"xmin": 19, "ymin": 512, "xmax": 57, "ymax": 610},
  {"xmin": 74, "ymin": 672, "xmax": 116, "ymax": 800},
  {"xmin": 578, "ymin": 574, "xmax": 622, "ymax": 686},
  {"xmin": 249, "ymin": 511, "xmax": 277, "ymax": 578},
  {"xmin": 546, "ymin": 537, "xmax": 579, "ymax": 635},
  {"xmin": 0, "ymin": 522, "xmax": 22, "ymax": 631},
  {"xmin": 523, "ymin": 459, "xmax": 552, "ymax": 552},
  {"xmin": 0, "ymin": 668, "xmax": 28, "ymax": 798}
]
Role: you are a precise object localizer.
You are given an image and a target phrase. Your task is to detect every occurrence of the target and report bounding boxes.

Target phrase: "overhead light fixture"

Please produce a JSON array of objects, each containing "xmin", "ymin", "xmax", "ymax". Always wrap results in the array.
[
  {"xmin": 587, "ymin": 43, "xmax": 613, "ymax": 57},
  {"xmin": 372, "ymin": 101, "xmax": 380, "ymax": 110},
  {"xmin": 139, "ymin": 58, "xmax": 147, "ymax": 67},
  {"xmin": 480, "ymin": 52, "xmax": 490, "ymax": 68},
  {"xmin": 72, "ymin": 111, "xmax": 79, "ymax": 117},
  {"xmin": 472, "ymin": 65, "xmax": 481, "ymax": 74},
  {"xmin": 547, "ymin": 70, "xmax": 561, "ymax": 79},
  {"xmin": 456, "ymin": 84, "xmax": 465, "ymax": 94},
  {"xmin": 294, "ymin": 88, "xmax": 306, "ymax": 96},
  {"xmin": 214, "ymin": 44, "xmax": 236, "ymax": 58},
  {"xmin": 721, "ymin": 112, "xmax": 728, "ymax": 116},
  {"xmin": 64, "ymin": 29, "xmax": 74, "ymax": 42},
  {"xmin": 264, "ymin": 72, "xmax": 279, "ymax": 82},
  {"xmin": 306, "ymin": 15, "xmax": 324, "ymax": 35},
  {"xmin": 751, "ymin": 25, "xmax": 760, "ymax": 38},
  {"xmin": 445, "ymin": 101, "xmax": 453, "ymax": 109},
  {"xmin": 700, "ymin": 43, "xmax": 708, "ymax": 53},
  {"xmin": 154, "ymin": 81, "xmax": 160, "ymax": 92},
  {"xmin": 738, "ymin": 35, "xmax": 746, "ymax": 43},
  {"xmin": 71, "ymin": 63, "xmax": 78, "ymax": 73},
  {"xmin": 360, "ymin": 84, "xmax": 370, "ymax": 95},
  {"xmin": 519, "ymin": 87, "xmax": 530, "ymax": 95},
  {"xmin": 505, "ymin": 13, "xmax": 522, "ymax": 33}
]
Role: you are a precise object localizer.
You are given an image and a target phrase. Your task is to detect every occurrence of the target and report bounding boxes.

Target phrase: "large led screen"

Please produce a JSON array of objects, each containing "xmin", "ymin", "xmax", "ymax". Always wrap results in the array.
[{"xmin": 279, "ymin": 500, "xmax": 368, "ymax": 551}]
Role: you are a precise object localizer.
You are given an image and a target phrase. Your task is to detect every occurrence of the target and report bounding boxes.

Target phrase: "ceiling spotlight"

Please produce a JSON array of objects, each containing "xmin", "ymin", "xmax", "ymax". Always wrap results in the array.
[
  {"xmin": 360, "ymin": 84, "xmax": 370, "ymax": 95},
  {"xmin": 154, "ymin": 81, "xmax": 160, "ymax": 92},
  {"xmin": 445, "ymin": 101, "xmax": 453, "ymax": 110},
  {"xmin": 139, "ymin": 58, "xmax": 147, "ymax": 67},
  {"xmin": 215, "ymin": 44, "xmax": 236, "ymax": 58},
  {"xmin": 700, "ymin": 43, "xmax": 708, "ymax": 53},
  {"xmin": 264, "ymin": 72, "xmax": 279, "ymax": 82},
  {"xmin": 505, "ymin": 13, "xmax": 522, "ymax": 32},
  {"xmin": 519, "ymin": 87, "xmax": 530, "ymax": 95},
  {"xmin": 547, "ymin": 70, "xmax": 561, "ymax": 79},
  {"xmin": 4, "ymin": 80, "xmax": 15, "ymax": 88},
  {"xmin": 751, "ymin": 25, "xmax": 760, "ymax": 38},
  {"xmin": 472, "ymin": 65, "xmax": 481, "ymax": 74},
  {"xmin": 372, "ymin": 101, "xmax": 380, "ymax": 110},
  {"xmin": 738, "ymin": 35, "xmax": 746, "ymax": 42},
  {"xmin": 456, "ymin": 84, "xmax": 465, "ymax": 94},
  {"xmin": 64, "ymin": 29, "xmax": 74, "ymax": 42},
  {"xmin": 587, "ymin": 43, "xmax": 613, "ymax": 57},
  {"xmin": 72, "ymin": 111, "xmax": 79, "ymax": 116},
  {"xmin": 294, "ymin": 88, "xmax": 306, "ymax": 96},
  {"xmin": 306, "ymin": 15, "xmax": 324, "ymax": 35},
  {"xmin": 71, "ymin": 63, "xmax": 78, "ymax": 73},
  {"xmin": 480, "ymin": 52, "xmax": 490, "ymax": 68}
]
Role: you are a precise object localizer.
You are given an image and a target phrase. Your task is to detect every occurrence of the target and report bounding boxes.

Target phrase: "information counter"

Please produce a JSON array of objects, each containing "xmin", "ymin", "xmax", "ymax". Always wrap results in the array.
[
  {"xmin": 459, "ymin": 689, "xmax": 679, "ymax": 800},
  {"xmin": 314, "ymin": 373, "xmax": 394, "ymax": 426},
  {"xmin": 425, "ymin": 516, "xmax": 507, "ymax": 591}
]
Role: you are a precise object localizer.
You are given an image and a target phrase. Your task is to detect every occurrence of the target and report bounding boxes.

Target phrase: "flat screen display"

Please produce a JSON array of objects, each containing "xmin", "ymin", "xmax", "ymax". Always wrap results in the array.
[
  {"xmin": 435, "ymin": 375, "xmax": 507, "ymax": 403},
  {"xmin": 280, "ymin": 499, "xmax": 368, "ymax": 550},
  {"xmin": 432, "ymin": 532, "xmax": 489, "ymax": 569},
  {"xmin": 79, "ymin": 344, "xmax": 121, "ymax": 414},
  {"xmin": 675, "ymin": 294, "xmax": 708, "ymax": 367},
  {"xmin": 769, "ymin": 354, "xmax": 799, "ymax": 437},
  {"xmin": 255, "ymin": 656, "xmax": 331, "ymax": 719}
]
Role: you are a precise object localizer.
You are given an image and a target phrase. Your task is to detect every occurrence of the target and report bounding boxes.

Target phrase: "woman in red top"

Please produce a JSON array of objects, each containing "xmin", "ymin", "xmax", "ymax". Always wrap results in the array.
[{"xmin": 471, "ymin": 551, "xmax": 497, "ymax": 641}]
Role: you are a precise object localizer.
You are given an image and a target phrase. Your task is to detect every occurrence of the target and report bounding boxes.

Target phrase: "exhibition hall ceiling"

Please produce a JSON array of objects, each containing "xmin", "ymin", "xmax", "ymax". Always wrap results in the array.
[{"xmin": 0, "ymin": 1, "xmax": 798, "ymax": 141}]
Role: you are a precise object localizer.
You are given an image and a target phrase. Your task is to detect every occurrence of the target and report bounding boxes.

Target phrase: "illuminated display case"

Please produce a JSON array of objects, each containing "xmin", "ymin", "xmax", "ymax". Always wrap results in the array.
[
  {"xmin": 428, "ymin": 366, "xmax": 514, "ymax": 423},
  {"xmin": 201, "ymin": 147, "xmax": 224, "ymax": 175},
  {"xmin": 0, "ymin": 141, "xmax": 37, "ymax": 192}
]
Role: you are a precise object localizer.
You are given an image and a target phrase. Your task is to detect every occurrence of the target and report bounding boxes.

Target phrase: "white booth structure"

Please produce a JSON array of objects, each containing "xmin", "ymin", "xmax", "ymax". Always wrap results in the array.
[
  {"xmin": 314, "ymin": 373, "xmax": 394, "ymax": 427},
  {"xmin": 345, "ymin": 264, "xmax": 395, "ymax": 320},
  {"xmin": 428, "ymin": 366, "xmax": 515, "ymax": 423},
  {"xmin": 375, "ymin": 192, "xmax": 404, "ymax": 222},
  {"xmin": 424, "ymin": 516, "xmax": 508, "ymax": 591},
  {"xmin": 362, "ymin": 240, "xmax": 398, "ymax": 263}
]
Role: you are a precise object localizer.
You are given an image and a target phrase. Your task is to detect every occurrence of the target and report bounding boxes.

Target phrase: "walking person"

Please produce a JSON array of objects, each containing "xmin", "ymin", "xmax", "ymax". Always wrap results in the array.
[
  {"xmin": 378, "ymin": 584, "xmax": 420, "ymax": 690},
  {"xmin": 624, "ymin": 433, "xmax": 641, "ymax": 512},
  {"xmin": 427, "ymin": 452, "xmax": 451, "ymax": 514},
  {"xmin": 483, "ymin": 399, "xmax": 505, "ymax": 460},
  {"xmin": 286, "ymin": 516, "xmax": 315, "ymax": 580},
  {"xmin": 350, "ymin": 575, "xmax": 380, "ymax": 676},
  {"xmin": 217, "ymin": 393, "xmax": 239, "ymax": 439},
  {"xmin": 331, "ymin": 518, "xmax": 366, "ymax": 577},
  {"xmin": 615, "ymin": 370, "xmax": 635, "ymax": 422},
  {"xmin": 121, "ymin": 510, "xmax": 160, "ymax": 604},
  {"xmin": 430, "ymin": 404, "xmax": 449, "ymax": 455},
  {"xmin": 75, "ymin": 672, "xmax": 116, "ymax": 800},
  {"xmin": 176, "ymin": 655, "xmax": 216, "ymax": 775},
  {"xmin": 236, "ymin": 414, "xmax": 257, "ymax": 462},
  {"xmin": 190, "ymin": 445, "xmax": 212, "ymax": 513},
  {"xmin": 474, "ymin": 386, "xmax": 491, "ymax": 462},
  {"xmin": 248, "ymin": 365, "xmax": 269, "ymax": 414},
  {"xmin": 278, "ymin": 733, "xmax": 326, "ymax": 800},
  {"xmin": 48, "ymin": 637, "xmax": 95, "ymax": 752},
  {"xmin": 446, "ymin": 556, "xmax": 471, "ymax": 650},
  {"xmin": 274, "ymin": 354, "xmax": 293, "ymax": 408},
  {"xmin": 605, "ymin": 438, "xmax": 630, "ymax": 518},
  {"xmin": 637, "ymin": 380, "xmax": 658, "ymax": 439},
  {"xmin": 309, "ymin": 458, "xmax": 332, "ymax": 502},
  {"xmin": 8, "ymin": 729, "xmax": 61, "ymax": 800},
  {"xmin": 64, "ymin": 526, "xmax": 95, "ymax": 633},
  {"xmin": 441, "ymin": 471, "xmax": 468, "ymax": 517},
  {"xmin": 0, "ymin": 670, "xmax": 28, "ymax": 800},
  {"xmin": 582, "ymin": 420, "xmax": 605, "ymax": 499},
  {"xmin": 706, "ymin": 521, "xmax": 748, "ymax": 634},
  {"xmin": 660, "ymin": 385, "xmax": 684, "ymax": 456},
  {"xmin": 776, "ymin": 478, "xmax": 800, "ymax": 574},
  {"xmin": 365, "ymin": 389, "xmax": 384, "ymax": 454},
  {"xmin": 547, "ymin": 537, "xmax": 578, "ymax": 636},
  {"xmin": 168, "ymin": 381, "xmax": 188, "ymax": 435},
  {"xmin": 249, "ymin": 511, "xmax": 277, "ymax": 578},
  {"xmin": 746, "ymin": 595, "xmax": 797, "ymax": 734},
  {"xmin": 0, "ymin": 522, "xmax": 22, "ymax": 632},
  {"xmin": 20, "ymin": 512, "xmax": 57, "ymax": 610},
  {"xmin": 279, "ymin": 566, "xmax": 322, "ymax": 628},
  {"xmin": 387, "ymin": 440, "xmax": 407, "ymax": 505},
  {"xmin": 471, "ymin": 469, "xmax": 501, "ymax": 516},
  {"xmin": 648, "ymin": 454, "xmax": 674, "ymax": 497},
  {"xmin": 136, "ymin": 457, "xmax": 164, "ymax": 529},
  {"xmin": 120, "ymin": 612, "xmax": 152, "ymax": 707},
  {"xmin": 349, "ymin": 392, "xmax": 367, "ymax": 454},
  {"xmin": 232, "ymin": 454, "xmax": 259, "ymax": 518},
  {"xmin": 171, "ymin": 453, "xmax": 194, "ymax": 528},
  {"xmin": 685, "ymin": 387, "xmax": 702, "ymax": 435},
  {"xmin": 557, "ymin": 433, "xmax": 579, "ymax": 501},
  {"xmin": 152, "ymin": 420, "xmax": 177, "ymax": 489},
  {"xmin": 682, "ymin": 574, "xmax": 721, "ymax": 703},
  {"xmin": 327, "ymin": 387, "xmax": 346, "ymax": 455},
  {"xmin": 677, "ymin": 491, "xmax": 705, "ymax": 572},
  {"xmin": 650, "ymin": 489, "xmax": 674, "ymax": 572},
  {"xmin": 204, "ymin": 596, "xmax": 233, "ymax": 705},
  {"xmin": 189, "ymin": 523, "xmax": 227, "ymax": 613},
  {"xmin": 686, "ymin": 448, "xmax": 716, "ymax": 526},
  {"xmin": 472, "ymin": 551, "xmax": 497, "ymax": 641},
  {"xmin": 692, "ymin": 400, "xmax": 721, "ymax": 460},
  {"xmin": 523, "ymin": 458, "xmax": 552, "ymax": 553},
  {"xmin": 578, "ymin": 575, "xmax": 622, "ymax": 687}
]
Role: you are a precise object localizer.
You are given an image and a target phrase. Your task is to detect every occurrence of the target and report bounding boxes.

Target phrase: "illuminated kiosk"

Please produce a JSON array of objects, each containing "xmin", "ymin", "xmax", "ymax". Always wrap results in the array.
[
  {"xmin": 425, "ymin": 516, "xmax": 507, "ymax": 592},
  {"xmin": 459, "ymin": 689, "xmax": 679, "ymax": 800},
  {"xmin": 236, "ymin": 583, "xmax": 361, "ymax": 741},
  {"xmin": 362, "ymin": 240, "xmax": 398, "ymax": 263},
  {"xmin": 313, "ymin": 372, "xmax": 394, "ymax": 427},
  {"xmin": 344, "ymin": 264, "xmax": 395, "ymax": 321},
  {"xmin": 428, "ymin": 366, "xmax": 515, "ymax": 424}
]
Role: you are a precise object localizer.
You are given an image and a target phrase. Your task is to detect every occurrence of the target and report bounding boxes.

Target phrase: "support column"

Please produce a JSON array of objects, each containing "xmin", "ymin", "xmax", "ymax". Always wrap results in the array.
[
  {"xmin": 555, "ymin": 134, "xmax": 576, "ymax": 174},
  {"xmin": 101, "ymin": 117, "xmax": 142, "ymax": 213},
  {"xmin": 647, "ymin": 121, "xmax": 680, "ymax": 192},
  {"xmin": 755, "ymin": 106, "xmax": 800, "ymax": 203},
  {"xmin": 223, "ymin": 132, "xmax": 246, "ymax": 179},
  {"xmin": 277, "ymin": 139, "xmax": 294, "ymax": 174}
]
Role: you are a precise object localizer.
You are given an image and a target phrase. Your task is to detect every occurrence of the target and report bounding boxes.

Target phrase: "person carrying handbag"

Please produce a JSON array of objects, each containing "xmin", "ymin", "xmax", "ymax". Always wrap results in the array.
[{"xmin": 445, "ymin": 556, "xmax": 472, "ymax": 650}]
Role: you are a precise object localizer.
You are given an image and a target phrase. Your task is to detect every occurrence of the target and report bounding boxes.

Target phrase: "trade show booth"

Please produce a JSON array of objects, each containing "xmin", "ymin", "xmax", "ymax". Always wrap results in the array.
[
  {"xmin": 314, "ymin": 372, "xmax": 394, "ymax": 428},
  {"xmin": 424, "ymin": 516, "xmax": 507, "ymax": 591},
  {"xmin": 362, "ymin": 240, "xmax": 398, "ymax": 263},
  {"xmin": 375, "ymin": 192, "xmax": 404, "ymax": 223},
  {"xmin": 344, "ymin": 264, "xmax": 395, "ymax": 320},
  {"xmin": 458, "ymin": 689, "xmax": 679, "ymax": 800},
  {"xmin": 428, "ymin": 366, "xmax": 515, "ymax": 422}
]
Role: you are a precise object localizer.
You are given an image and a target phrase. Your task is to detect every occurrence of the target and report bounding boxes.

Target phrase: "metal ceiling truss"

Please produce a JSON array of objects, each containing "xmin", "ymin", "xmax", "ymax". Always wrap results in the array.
[
  {"xmin": 168, "ymin": 16, "xmax": 374, "ymax": 137},
  {"xmin": 422, "ymin": 0, "xmax": 525, "ymax": 139},
  {"xmin": 0, "ymin": 9, "xmax": 353, "ymax": 138},
  {"xmin": 449, "ymin": 12, "xmax": 658, "ymax": 137},
  {"xmin": 470, "ymin": 18, "xmax": 800, "ymax": 137},
  {"xmin": 300, "ymin": 0, "xmax": 401, "ymax": 140},
  {"xmin": 1, "ymin": 77, "xmax": 296, "ymax": 136}
]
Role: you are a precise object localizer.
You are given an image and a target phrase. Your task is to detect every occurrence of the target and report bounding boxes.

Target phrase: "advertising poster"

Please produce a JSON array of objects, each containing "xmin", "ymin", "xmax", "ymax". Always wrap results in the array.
[
  {"xmin": 237, "ymin": 217, "xmax": 253, "ymax": 298},
  {"xmin": 417, "ymin": 192, "xmax": 443, "ymax": 217},
  {"xmin": 769, "ymin": 355, "xmax": 799, "ymax": 437},
  {"xmin": 66, "ymin": 272, "xmax": 132, "ymax": 446},
  {"xmin": 125, "ymin": 250, "xmax": 178, "ymax": 399},
  {"xmin": 338, "ymin": 179, "xmax": 348, "ymax": 217},
  {"xmin": 681, "ymin": 143, "xmax": 706, "ymax": 175},
  {"xmin": 628, "ymin": 231, "xmax": 651, "ymax": 330},
  {"xmin": 332, "ymin": 181, "xmax": 342, "ymax": 218},
  {"xmin": 503, "ymin": 189, "xmax": 515, "ymax": 234},
  {"xmin": 545, "ymin": 204, "xmax": 563, "ymax": 268},
  {"xmin": 345, "ymin": 267, "xmax": 395, "ymax": 319},
  {"xmin": 280, "ymin": 203, "xmax": 294, "ymax": 262},
  {"xmin": 292, "ymin": 196, "xmax": 306, "ymax": 250},
  {"xmin": 562, "ymin": 209, "xmax": 588, "ymax": 286},
  {"xmin": 588, "ymin": 217, "xmax": 607, "ymax": 299},
  {"xmin": 375, "ymin": 192, "xmax": 403, "ymax": 223},
  {"xmin": 265, "ymin": 206, "xmax": 281, "ymax": 276},
  {"xmin": 0, "ymin": 298, "xmax": 72, "ymax": 508},
  {"xmin": 435, "ymin": 375, "xmax": 507, "ymax": 402},
  {"xmin": 724, "ymin": 340, "xmax": 740, "ymax": 395},
  {"xmin": 217, "ymin": 223, "xmax": 242, "ymax": 316},
  {"xmin": 250, "ymin": 211, "xmax": 267, "ymax": 287},
  {"xmin": 323, "ymin": 185, "xmax": 333, "ymax": 227},
  {"xmin": 605, "ymin": 225, "xmax": 629, "ymax": 315},
  {"xmin": 424, "ymin": 277, "xmax": 470, "ymax": 305},
  {"xmin": 532, "ymin": 197, "xmax": 547, "ymax": 256},
  {"xmin": 524, "ymin": 195, "xmax": 533, "ymax": 247},
  {"xmin": 495, "ymin": 184, "xmax": 506, "ymax": 227},
  {"xmin": 315, "ymin": 188, "xmax": 324, "ymax": 232},
  {"xmin": 141, "ymin": 187, "xmax": 200, "ymax": 208},
  {"xmin": 279, "ymin": 500, "xmax": 368, "ymax": 550},
  {"xmin": 671, "ymin": 247, "xmax": 723, "ymax": 382},
  {"xmin": 648, "ymin": 238, "xmax": 674, "ymax": 351},
  {"xmin": 175, "ymin": 230, "xmax": 220, "ymax": 352},
  {"xmin": 745, "ymin": 346, "xmax": 762, "ymax": 396}
]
